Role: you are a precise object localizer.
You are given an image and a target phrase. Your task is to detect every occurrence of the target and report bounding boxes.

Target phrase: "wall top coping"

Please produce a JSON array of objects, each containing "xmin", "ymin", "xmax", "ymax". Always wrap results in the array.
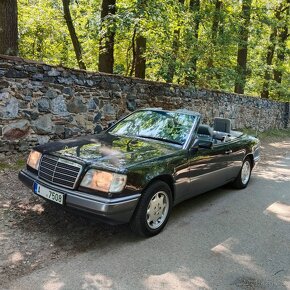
[{"xmin": 0, "ymin": 54, "xmax": 288, "ymax": 105}]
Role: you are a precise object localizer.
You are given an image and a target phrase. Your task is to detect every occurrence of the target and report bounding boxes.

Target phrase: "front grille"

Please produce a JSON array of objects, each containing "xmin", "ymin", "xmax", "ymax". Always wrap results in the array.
[{"xmin": 38, "ymin": 155, "xmax": 83, "ymax": 189}]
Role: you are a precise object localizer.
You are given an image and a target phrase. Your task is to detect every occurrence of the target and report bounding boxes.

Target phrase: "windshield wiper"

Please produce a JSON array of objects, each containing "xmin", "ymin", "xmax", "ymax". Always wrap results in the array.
[{"xmin": 137, "ymin": 135, "xmax": 182, "ymax": 145}]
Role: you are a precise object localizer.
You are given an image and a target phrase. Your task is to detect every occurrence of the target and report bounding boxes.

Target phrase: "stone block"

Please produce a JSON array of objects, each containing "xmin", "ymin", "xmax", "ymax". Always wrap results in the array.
[
  {"xmin": 75, "ymin": 114, "xmax": 94, "ymax": 131},
  {"xmin": 94, "ymin": 124, "xmax": 103, "ymax": 134},
  {"xmin": 113, "ymin": 91, "xmax": 122, "ymax": 98},
  {"xmin": 0, "ymin": 94, "xmax": 19, "ymax": 118},
  {"xmin": 38, "ymin": 98, "xmax": 50, "ymax": 112},
  {"xmin": 51, "ymin": 96, "xmax": 69, "ymax": 115},
  {"xmin": 0, "ymin": 80, "xmax": 10, "ymax": 88},
  {"xmin": 3, "ymin": 120, "xmax": 30, "ymax": 140},
  {"xmin": 36, "ymin": 135, "xmax": 50, "ymax": 145},
  {"xmin": 93, "ymin": 112, "xmax": 102, "ymax": 123},
  {"xmin": 126, "ymin": 99, "xmax": 136, "ymax": 111},
  {"xmin": 32, "ymin": 115, "xmax": 53, "ymax": 135},
  {"xmin": 32, "ymin": 73, "xmax": 44, "ymax": 81},
  {"xmin": 22, "ymin": 110, "xmax": 39, "ymax": 120},
  {"xmin": 45, "ymin": 89, "xmax": 58, "ymax": 99},
  {"xmin": 87, "ymin": 98, "xmax": 97, "ymax": 111},
  {"xmin": 5, "ymin": 68, "xmax": 28, "ymax": 78},
  {"xmin": 63, "ymin": 87, "xmax": 74, "ymax": 96},
  {"xmin": 103, "ymin": 103, "xmax": 116, "ymax": 115},
  {"xmin": 18, "ymin": 139, "xmax": 30, "ymax": 152},
  {"xmin": 58, "ymin": 77, "xmax": 73, "ymax": 85},
  {"xmin": 67, "ymin": 97, "xmax": 87, "ymax": 113},
  {"xmin": 48, "ymin": 69, "xmax": 61, "ymax": 77},
  {"xmin": 54, "ymin": 124, "xmax": 65, "ymax": 135}
]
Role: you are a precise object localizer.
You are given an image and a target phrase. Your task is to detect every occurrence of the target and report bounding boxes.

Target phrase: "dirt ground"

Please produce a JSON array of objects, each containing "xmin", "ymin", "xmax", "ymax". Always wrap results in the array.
[{"xmin": 1, "ymin": 134, "xmax": 290, "ymax": 288}]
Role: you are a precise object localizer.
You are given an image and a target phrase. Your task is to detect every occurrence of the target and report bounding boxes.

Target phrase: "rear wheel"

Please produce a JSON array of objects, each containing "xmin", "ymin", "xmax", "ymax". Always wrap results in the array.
[
  {"xmin": 232, "ymin": 157, "xmax": 252, "ymax": 189},
  {"xmin": 130, "ymin": 181, "xmax": 172, "ymax": 237}
]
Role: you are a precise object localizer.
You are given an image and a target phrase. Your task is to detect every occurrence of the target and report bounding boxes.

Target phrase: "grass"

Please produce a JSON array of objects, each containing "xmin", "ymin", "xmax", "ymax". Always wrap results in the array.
[
  {"xmin": 0, "ymin": 162, "xmax": 9, "ymax": 170},
  {"xmin": 0, "ymin": 158, "xmax": 26, "ymax": 171}
]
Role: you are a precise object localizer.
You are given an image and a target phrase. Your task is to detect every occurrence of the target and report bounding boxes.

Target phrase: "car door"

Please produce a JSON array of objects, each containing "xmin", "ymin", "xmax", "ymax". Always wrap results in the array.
[
  {"xmin": 223, "ymin": 137, "xmax": 246, "ymax": 178},
  {"xmin": 186, "ymin": 142, "xmax": 233, "ymax": 198}
]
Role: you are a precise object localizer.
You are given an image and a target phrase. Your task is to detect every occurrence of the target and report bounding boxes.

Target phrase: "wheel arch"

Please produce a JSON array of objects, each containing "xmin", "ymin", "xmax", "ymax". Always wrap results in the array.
[
  {"xmin": 143, "ymin": 174, "xmax": 175, "ymax": 202},
  {"xmin": 245, "ymin": 153, "xmax": 254, "ymax": 168}
]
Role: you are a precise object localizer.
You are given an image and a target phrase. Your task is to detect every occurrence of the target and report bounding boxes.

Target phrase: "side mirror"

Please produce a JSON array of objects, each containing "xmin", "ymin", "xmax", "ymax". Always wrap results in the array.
[{"xmin": 198, "ymin": 140, "xmax": 213, "ymax": 149}]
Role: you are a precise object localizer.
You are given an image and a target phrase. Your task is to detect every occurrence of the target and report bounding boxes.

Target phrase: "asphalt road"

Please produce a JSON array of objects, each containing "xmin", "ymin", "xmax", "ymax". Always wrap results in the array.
[{"xmin": 6, "ymin": 153, "xmax": 290, "ymax": 290}]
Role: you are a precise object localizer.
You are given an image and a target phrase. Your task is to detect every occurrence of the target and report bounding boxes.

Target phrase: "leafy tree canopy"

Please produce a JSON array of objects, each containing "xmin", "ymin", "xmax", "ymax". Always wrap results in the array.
[{"xmin": 17, "ymin": 0, "xmax": 289, "ymax": 100}]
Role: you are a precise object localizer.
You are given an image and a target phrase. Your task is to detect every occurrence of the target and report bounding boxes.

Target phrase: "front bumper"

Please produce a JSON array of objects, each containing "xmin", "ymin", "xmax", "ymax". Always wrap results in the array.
[{"xmin": 19, "ymin": 169, "xmax": 141, "ymax": 224}]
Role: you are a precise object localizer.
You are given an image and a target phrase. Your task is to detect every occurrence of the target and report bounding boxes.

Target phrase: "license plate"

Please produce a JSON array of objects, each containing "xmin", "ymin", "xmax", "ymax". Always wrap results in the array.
[{"xmin": 34, "ymin": 183, "xmax": 64, "ymax": 205}]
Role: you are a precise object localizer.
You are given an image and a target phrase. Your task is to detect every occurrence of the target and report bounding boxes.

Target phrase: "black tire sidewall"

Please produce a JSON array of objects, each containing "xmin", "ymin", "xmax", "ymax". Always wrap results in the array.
[
  {"xmin": 132, "ymin": 181, "xmax": 173, "ymax": 237},
  {"xmin": 234, "ymin": 157, "xmax": 252, "ymax": 189}
]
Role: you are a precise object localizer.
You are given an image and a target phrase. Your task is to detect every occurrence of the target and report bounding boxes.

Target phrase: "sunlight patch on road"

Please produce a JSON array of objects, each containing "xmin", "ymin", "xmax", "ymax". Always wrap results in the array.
[
  {"xmin": 283, "ymin": 276, "xmax": 290, "ymax": 289},
  {"xmin": 82, "ymin": 273, "xmax": 114, "ymax": 290},
  {"xmin": 144, "ymin": 272, "xmax": 211, "ymax": 290},
  {"xmin": 264, "ymin": 202, "xmax": 290, "ymax": 223},
  {"xmin": 43, "ymin": 271, "xmax": 64, "ymax": 290},
  {"xmin": 0, "ymin": 231, "xmax": 8, "ymax": 241},
  {"xmin": 0, "ymin": 200, "xmax": 11, "ymax": 208},
  {"xmin": 255, "ymin": 166, "xmax": 290, "ymax": 182},
  {"xmin": 9, "ymin": 251, "xmax": 24, "ymax": 263},
  {"xmin": 32, "ymin": 203, "xmax": 45, "ymax": 214},
  {"xmin": 16, "ymin": 202, "xmax": 45, "ymax": 214},
  {"xmin": 211, "ymin": 238, "xmax": 263, "ymax": 274},
  {"xmin": 268, "ymin": 141, "xmax": 290, "ymax": 150}
]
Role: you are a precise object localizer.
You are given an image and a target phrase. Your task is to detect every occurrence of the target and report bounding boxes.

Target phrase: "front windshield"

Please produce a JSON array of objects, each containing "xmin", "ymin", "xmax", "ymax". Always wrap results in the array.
[{"xmin": 109, "ymin": 110, "xmax": 196, "ymax": 145}]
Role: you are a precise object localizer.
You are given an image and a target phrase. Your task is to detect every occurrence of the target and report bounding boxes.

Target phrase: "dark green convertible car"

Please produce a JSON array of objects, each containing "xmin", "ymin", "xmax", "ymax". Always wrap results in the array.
[{"xmin": 19, "ymin": 108, "xmax": 260, "ymax": 237}]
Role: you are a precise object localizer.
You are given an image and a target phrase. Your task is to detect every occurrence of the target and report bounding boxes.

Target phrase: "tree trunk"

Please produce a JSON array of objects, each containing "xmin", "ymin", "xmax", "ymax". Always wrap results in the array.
[
  {"xmin": 98, "ymin": 0, "xmax": 116, "ymax": 73},
  {"xmin": 273, "ymin": 1, "xmax": 289, "ymax": 86},
  {"xmin": 234, "ymin": 0, "xmax": 252, "ymax": 94},
  {"xmin": 127, "ymin": 28, "xmax": 137, "ymax": 77},
  {"xmin": 166, "ymin": 0, "xmax": 185, "ymax": 83},
  {"xmin": 185, "ymin": 0, "xmax": 200, "ymax": 85},
  {"xmin": 0, "ymin": 0, "xmax": 18, "ymax": 56},
  {"xmin": 166, "ymin": 28, "xmax": 181, "ymax": 83},
  {"xmin": 260, "ymin": 4, "xmax": 284, "ymax": 99},
  {"xmin": 207, "ymin": 0, "xmax": 222, "ymax": 71},
  {"xmin": 135, "ymin": 35, "xmax": 146, "ymax": 78},
  {"xmin": 62, "ymin": 0, "xmax": 86, "ymax": 70},
  {"xmin": 134, "ymin": 0, "xmax": 147, "ymax": 79},
  {"xmin": 260, "ymin": 29, "xmax": 277, "ymax": 99}
]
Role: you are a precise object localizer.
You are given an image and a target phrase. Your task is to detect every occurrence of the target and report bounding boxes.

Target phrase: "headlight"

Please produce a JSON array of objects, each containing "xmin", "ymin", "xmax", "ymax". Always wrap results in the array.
[
  {"xmin": 27, "ymin": 150, "xmax": 42, "ymax": 170},
  {"xmin": 80, "ymin": 169, "xmax": 127, "ymax": 193}
]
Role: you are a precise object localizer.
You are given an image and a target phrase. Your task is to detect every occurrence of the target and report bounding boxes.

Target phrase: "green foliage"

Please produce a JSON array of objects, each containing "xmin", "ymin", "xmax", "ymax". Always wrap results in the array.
[
  {"xmin": 18, "ymin": 0, "xmax": 100, "ymax": 69},
  {"xmin": 0, "ymin": 158, "xmax": 26, "ymax": 171},
  {"xmin": 17, "ymin": 0, "xmax": 289, "ymax": 101}
]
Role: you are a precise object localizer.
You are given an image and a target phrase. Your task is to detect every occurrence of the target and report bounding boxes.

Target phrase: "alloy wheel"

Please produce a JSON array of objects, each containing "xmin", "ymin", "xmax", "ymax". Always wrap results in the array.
[{"xmin": 146, "ymin": 191, "xmax": 169, "ymax": 230}]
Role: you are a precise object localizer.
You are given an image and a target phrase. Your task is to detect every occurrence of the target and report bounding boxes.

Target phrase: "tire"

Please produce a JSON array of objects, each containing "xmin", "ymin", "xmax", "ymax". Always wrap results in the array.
[
  {"xmin": 232, "ymin": 156, "xmax": 252, "ymax": 189},
  {"xmin": 130, "ymin": 181, "xmax": 172, "ymax": 237}
]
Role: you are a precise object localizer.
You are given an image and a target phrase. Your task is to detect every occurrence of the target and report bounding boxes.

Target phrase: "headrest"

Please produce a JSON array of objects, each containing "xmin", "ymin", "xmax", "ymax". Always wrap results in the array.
[
  {"xmin": 213, "ymin": 118, "xmax": 231, "ymax": 133},
  {"xmin": 197, "ymin": 124, "xmax": 213, "ymax": 136}
]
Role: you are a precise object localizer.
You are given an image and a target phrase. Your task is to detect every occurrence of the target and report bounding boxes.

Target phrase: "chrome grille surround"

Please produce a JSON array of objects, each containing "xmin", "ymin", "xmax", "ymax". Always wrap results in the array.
[{"xmin": 38, "ymin": 155, "xmax": 83, "ymax": 189}]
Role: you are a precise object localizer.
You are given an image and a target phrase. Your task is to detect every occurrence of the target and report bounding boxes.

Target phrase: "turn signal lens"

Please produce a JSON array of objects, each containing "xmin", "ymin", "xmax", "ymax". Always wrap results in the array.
[{"xmin": 27, "ymin": 150, "xmax": 42, "ymax": 170}]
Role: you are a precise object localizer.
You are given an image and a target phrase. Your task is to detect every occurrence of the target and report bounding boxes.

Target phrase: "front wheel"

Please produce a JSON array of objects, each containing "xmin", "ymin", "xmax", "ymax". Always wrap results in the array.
[
  {"xmin": 232, "ymin": 157, "xmax": 252, "ymax": 189},
  {"xmin": 130, "ymin": 181, "xmax": 172, "ymax": 237}
]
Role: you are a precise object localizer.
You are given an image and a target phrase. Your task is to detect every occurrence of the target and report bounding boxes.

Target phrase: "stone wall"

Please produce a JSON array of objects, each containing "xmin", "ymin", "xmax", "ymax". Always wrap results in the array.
[{"xmin": 0, "ymin": 55, "xmax": 289, "ymax": 153}]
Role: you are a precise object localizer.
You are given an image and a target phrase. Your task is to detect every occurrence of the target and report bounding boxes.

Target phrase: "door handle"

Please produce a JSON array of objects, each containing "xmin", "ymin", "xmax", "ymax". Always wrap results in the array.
[{"xmin": 225, "ymin": 150, "xmax": 232, "ymax": 154}]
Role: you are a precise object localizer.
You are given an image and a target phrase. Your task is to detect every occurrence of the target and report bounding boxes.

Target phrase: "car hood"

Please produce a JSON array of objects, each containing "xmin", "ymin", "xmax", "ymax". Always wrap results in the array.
[{"xmin": 35, "ymin": 133, "xmax": 181, "ymax": 172}]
